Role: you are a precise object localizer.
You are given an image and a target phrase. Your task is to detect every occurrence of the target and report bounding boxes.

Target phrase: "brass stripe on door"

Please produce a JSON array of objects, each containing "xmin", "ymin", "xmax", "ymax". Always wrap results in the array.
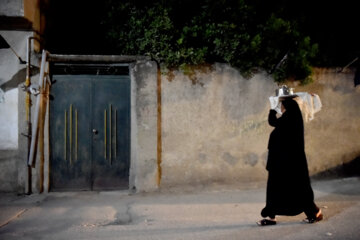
[
  {"xmin": 64, "ymin": 110, "xmax": 67, "ymax": 161},
  {"xmin": 109, "ymin": 104, "xmax": 112, "ymax": 165},
  {"xmin": 64, "ymin": 105, "xmax": 78, "ymax": 165},
  {"xmin": 69, "ymin": 104, "xmax": 73, "ymax": 165},
  {"xmin": 103, "ymin": 104, "xmax": 118, "ymax": 165},
  {"xmin": 115, "ymin": 109, "xmax": 117, "ymax": 159},
  {"xmin": 104, "ymin": 109, "xmax": 107, "ymax": 159},
  {"xmin": 75, "ymin": 109, "xmax": 78, "ymax": 161}
]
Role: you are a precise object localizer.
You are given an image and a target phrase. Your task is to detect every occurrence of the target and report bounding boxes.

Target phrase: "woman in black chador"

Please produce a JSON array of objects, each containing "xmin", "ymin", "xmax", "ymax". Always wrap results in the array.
[{"xmin": 258, "ymin": 97, "xmax": 323, "ymax": 226}]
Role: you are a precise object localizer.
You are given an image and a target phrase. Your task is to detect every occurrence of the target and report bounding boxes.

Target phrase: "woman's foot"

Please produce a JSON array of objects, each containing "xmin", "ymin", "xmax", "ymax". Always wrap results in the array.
[
  {"xmin": 303, "ymin": 209, "xmax": 323, "ymax": 223},
  {"xmin": 257, "ymin": 218, "xmax": 277, "ymax": 226}
]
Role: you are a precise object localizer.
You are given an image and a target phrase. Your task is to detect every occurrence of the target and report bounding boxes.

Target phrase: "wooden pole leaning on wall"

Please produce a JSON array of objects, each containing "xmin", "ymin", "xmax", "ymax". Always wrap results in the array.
[
  {"xmin": 38, "ymin": 73, "xmax": 50, "ymax": 193},
  {"xmin": 39, "ymin": 81, "xmax": 45, "ymax": 193},
  {"xmin": 45, "ymin": 83, "xmax": 50, "ymax": 193},
  {"xmin": 25, "ymin": 36, "xmax": 42, "ymax": 194},
  {"xmin": 25, "ymin": 38, "xmax": 32, "ymax": 194},
  {"xmin": 28, "ymin": 50, "xmax": 48, "ymax": 168}
]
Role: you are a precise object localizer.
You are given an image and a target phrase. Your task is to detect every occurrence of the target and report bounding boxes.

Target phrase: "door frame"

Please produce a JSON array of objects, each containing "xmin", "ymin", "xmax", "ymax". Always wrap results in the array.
[{"xmin": 40, "ymin": 58, "xmax": 159, "ymax": 193}]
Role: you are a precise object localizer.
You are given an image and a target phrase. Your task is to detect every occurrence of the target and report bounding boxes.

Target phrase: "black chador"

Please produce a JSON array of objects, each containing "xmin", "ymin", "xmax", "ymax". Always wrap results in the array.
[{"xmin": 260, "ymin": 98, "xmax": 321, "ymax": 222}]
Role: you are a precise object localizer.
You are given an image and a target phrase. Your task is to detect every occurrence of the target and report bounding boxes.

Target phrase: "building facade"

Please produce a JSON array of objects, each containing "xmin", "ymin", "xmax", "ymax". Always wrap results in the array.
[{"xmin": 1, "ymin": 0, "xmax": 359, "ymax": 194}]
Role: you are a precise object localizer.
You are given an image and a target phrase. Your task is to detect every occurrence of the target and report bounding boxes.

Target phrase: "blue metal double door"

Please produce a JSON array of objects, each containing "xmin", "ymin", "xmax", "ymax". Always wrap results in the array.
[{"xmin": 50, "ymin": 75, "xmax": 130, "ymax": 191}]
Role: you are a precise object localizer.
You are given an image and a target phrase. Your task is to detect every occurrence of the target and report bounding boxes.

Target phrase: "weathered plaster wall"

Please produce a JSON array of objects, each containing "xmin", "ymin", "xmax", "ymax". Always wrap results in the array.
[
  {"xmin": 290, "ymin": 68, "xmax": 360, "ymax": 175},
  {"xmin": 0, "ymin": 150, "xmax": 18, "ymax": 191},
  {"xmin": 160, "ymin": 64, "xmax": 360, "ymax": 188},
  {"xmin": 0, "ymin": 30, "xmax": 34, "ymax": 192},
  {"xmin": 161, "ymin": 64, "xmax": 276, "ymax": 187},
  {"xmin": 130, "ymin": 61, "xmax": 159, "ymax": 192},
  {"xmin": 0, "ymin": 88, "xmax": 18, "ymax": 149},
  {"xmin": 0, "ymin": 31, "xmax": 33, "ymax": 88}
]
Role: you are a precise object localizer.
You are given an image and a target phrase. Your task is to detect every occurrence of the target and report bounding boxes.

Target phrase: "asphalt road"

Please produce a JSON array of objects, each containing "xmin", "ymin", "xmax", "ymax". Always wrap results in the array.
[{"xmin": 0, "ymin": 177, "xmax": 359, "ymax": 240}]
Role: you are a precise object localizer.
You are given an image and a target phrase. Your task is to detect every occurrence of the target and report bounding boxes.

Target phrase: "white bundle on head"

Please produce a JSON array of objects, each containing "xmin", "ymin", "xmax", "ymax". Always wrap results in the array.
[
  {"xmin": 293, "ymin": 93, "xmax": 322, "ymax": 122},
  {"xmin": 269, "ymin": 91, "xmax": 322, "ymax": 122}
]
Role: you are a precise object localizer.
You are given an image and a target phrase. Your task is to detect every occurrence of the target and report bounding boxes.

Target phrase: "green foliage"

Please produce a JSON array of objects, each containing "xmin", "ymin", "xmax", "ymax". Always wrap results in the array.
[{"xmin": 101, "ymin": 0, "xmax": 319, "ymax": 84}]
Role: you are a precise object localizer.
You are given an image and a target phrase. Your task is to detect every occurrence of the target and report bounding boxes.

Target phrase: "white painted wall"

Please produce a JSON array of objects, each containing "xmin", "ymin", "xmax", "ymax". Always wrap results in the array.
[
  {"xmin": 0, "ymin": 88, "xmax": 18, "ymax": 149},
  {"xmin": 0, "ymin": 30, "xmax": 33, "ymax": 151},
  {"xmin": 0, "ymin": 0, "xmax": 24, "ymax": 16}
]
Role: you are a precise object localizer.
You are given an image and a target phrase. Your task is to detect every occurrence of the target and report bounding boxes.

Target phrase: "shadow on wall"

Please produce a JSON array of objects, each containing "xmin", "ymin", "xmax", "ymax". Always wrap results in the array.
[
  {"xmin": 0, "ymin": 66, "xmax": 40, "ymax": 92},
  {"xmin": 312, "ymin": 156, "xmax": 360, "ymax": 179}
]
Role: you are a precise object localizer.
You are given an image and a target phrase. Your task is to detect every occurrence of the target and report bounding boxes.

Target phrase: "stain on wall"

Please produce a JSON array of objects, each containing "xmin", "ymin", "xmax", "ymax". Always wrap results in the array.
[
  {"xmin": 243, "ymin": 152, "xmax": 259, "ymax": 167},
  {"xmin": 223, "ymin": 152, "xmax": 239, "ymax": 166}
]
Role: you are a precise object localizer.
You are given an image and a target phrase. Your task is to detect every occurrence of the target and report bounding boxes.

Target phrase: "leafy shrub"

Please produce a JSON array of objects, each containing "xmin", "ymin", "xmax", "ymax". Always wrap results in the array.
[{"xmin": 101, "ymin": 0, "xmax": 318, "ymax": 84}]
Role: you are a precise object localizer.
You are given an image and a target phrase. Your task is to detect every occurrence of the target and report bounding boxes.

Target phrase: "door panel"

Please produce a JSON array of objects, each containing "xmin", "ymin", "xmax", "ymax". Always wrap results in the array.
[
  {"xmin": 91, "ymin": 76, "xmax": 130, "ymax": 190},
  {"xmin": 50, "ymin": 74, "xmax": 130, "ymax": 191},
  {"xmin": 50, "ymin": 76, "xmax": 92, "ymax": 190}
]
